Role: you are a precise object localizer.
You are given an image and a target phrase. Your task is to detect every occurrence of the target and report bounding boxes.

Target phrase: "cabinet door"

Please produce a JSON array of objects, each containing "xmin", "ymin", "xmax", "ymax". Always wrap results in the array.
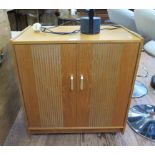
[
  {"xmin": 14, "ymin": 44, "xmax": 77, "ymax": 128},
  {"xmin": 77, "ymin": 43, "xmax": 140, "ymax": 127}
]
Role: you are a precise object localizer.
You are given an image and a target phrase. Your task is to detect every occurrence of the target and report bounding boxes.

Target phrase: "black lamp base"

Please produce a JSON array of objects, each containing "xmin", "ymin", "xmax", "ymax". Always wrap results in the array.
[
  {"xmin": 151, "ymin": 75, "xmax": 155, "ymax": 89},
  {"xmin": 80, "ymin": 17, "xmax": 101, "ymax": 34}
]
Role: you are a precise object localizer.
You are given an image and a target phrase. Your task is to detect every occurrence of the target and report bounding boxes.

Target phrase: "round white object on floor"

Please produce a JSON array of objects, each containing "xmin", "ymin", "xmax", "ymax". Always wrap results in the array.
[{"xmin": 144, "ymin": 40, "xmax": 155, "ymax": 57}]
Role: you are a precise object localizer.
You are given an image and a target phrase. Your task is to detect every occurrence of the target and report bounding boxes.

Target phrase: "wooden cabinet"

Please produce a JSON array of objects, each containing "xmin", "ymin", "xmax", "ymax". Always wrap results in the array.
[{"xmin": 12, "ymin": 26, "xmax": 143, "ymax": 134}]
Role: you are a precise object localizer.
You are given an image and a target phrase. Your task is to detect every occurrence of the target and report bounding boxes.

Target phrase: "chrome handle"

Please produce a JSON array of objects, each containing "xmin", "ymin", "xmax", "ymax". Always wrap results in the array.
[
  {"xmin": 70, "ymin": 75, "xmax": 74, "ymax": 91},
  {"xmin": 80, "ymin": 74, "xmax": 84, "ymax": 90}
]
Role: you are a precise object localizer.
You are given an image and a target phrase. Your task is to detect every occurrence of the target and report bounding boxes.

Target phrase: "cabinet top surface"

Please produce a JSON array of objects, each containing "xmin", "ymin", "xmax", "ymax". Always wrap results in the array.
[{"xmin": 12, "ymin": 26, "xmax": 143, "ymax": 44}]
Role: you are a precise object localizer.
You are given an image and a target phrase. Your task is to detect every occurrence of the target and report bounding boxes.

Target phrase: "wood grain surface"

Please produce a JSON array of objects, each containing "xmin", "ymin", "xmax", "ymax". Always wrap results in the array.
[
  {"xmin": 61, "ymin": 44, "xmax": 77, "ymax": 127},
  {"xmin": 14, "ymin": 42, "xmax": 140, "ymax": 131},
  {"xmin": 11, "ymin": 26, "xmax": 143, "ymax": 44},
  {"xmin": 15, "ymin": 45, "xmax": 41, "ymax": 127}
]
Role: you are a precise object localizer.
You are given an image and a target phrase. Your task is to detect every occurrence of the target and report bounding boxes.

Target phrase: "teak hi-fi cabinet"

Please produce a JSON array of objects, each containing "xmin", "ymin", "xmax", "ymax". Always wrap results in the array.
[{"xmin": 11, "ymin": 26, "xmax": 143, "ymax": 134}]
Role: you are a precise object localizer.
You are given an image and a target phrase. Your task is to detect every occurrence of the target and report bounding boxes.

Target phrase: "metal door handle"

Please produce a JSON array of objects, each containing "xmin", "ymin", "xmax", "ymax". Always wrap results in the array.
[
  {"xmin": 80, "ymin": 74, "xmax": 84, "ymax": 90},
  {"xmin": 70, "ymin": 75, "xmax": 74, "ymax": 91}
]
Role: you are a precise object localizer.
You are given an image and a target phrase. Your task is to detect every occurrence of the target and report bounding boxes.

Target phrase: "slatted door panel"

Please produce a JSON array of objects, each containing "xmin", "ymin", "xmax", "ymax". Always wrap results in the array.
[
  {"xmin": 77, "ymin": 43, "xmax": 139, "ymax": 127},
  {"xmin": 89, "ymin": 43, "xmax": 123, "ymax": 127},
  {"xmin": 15, "ymin": 44, "xmax": 77, "ymax": 128},
  {"xmin": 31, "ymin": 45, "xmax": 63, "ymax": 127}
]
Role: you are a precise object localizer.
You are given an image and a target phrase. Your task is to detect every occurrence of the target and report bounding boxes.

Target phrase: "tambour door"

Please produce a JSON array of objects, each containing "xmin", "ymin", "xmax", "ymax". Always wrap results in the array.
[
  {"xmin": 14, "ymin": 44, "xmax": 77, "ymax": 128},
  {"xmin": 76, "ymin": 43, "xmax": 140, "ymax": 127}
]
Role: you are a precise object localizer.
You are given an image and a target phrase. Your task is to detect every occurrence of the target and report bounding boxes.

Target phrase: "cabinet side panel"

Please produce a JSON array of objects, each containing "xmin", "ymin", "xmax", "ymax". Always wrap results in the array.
[
  {"xmin": 31, "ymin": 45, "xmax": 63, "ymax": 127},
  {"xmin": 14, "ymin": 45, "xmax": 41, "ymax": 127},
  {"xmin": 89, "ymin": 44, "xmax": 122, "ymax": 127}
]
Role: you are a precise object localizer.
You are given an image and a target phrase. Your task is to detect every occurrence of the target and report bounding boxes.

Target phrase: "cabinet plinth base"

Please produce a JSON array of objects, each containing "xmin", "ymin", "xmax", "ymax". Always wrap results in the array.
[{"xmin": 28, "ymin": 127, "xmax": 124, "ymax": 134}]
